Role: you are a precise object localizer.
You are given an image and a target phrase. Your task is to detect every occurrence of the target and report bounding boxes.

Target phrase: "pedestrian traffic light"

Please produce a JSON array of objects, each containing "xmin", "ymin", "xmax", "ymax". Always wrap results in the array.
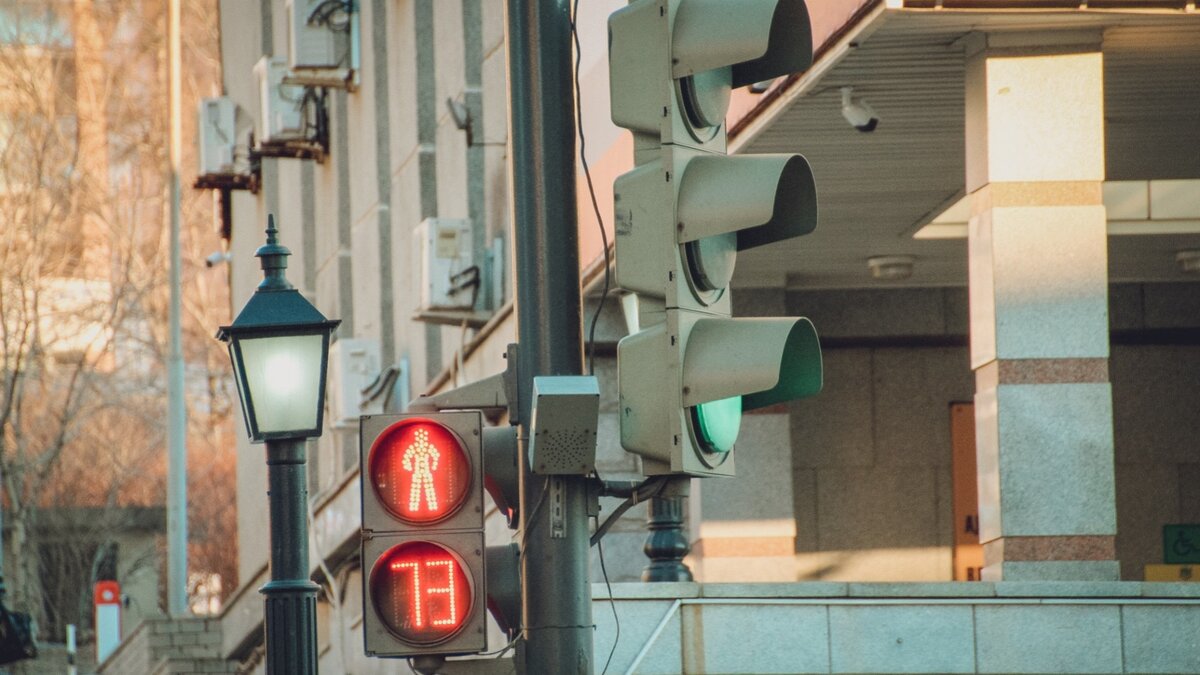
[
  {"xmin": 360, "ymin": 412, "xmax": 487, "ymax": 657},
  {"xmin": 609, "ymin": 0, "xmax": 823, "ymax": 476}
]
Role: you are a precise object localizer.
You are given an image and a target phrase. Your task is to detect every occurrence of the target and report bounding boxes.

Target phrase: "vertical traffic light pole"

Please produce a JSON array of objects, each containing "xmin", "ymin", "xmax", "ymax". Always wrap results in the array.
[{"xmin": 506, "ymin": 0, "xmax": 593, "ymax": 672}]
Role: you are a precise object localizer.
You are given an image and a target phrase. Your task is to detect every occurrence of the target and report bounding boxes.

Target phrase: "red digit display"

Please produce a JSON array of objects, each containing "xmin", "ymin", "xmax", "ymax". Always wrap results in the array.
[
  {"xmin": 368, "ymin": 419, "xmax": 471, "ymax": 524},
  {"xmin": 370, "ymin": 541, "xmax": 472, "ymax": 644}
]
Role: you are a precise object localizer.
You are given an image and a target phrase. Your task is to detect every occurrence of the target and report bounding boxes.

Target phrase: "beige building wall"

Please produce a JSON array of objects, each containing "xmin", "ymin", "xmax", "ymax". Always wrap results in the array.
[
  {"xmin": 214, "ymin": 0, "xmax": 1200, "ymax": 667},
  {"xmin": 219, "ymin": 2, "xmax": 521, "ymax": 667}
]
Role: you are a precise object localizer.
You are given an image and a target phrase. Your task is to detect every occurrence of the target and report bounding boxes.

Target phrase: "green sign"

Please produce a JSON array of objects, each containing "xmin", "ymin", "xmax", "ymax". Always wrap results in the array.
[{"xmin": 1163, "ymin": 524, "xmax": 1200, "ymax": 564}]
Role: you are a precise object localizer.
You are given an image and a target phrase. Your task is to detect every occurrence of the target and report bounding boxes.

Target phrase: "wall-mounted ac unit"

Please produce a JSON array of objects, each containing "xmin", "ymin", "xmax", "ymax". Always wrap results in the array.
[
  {"xmin": 327, "ymin": 338, "xmax": 383, "ymax": 429},
  {"xmin": 253, "ymin": 56, "xmax": 306, "ymax": 144},
  {"xmin": 198, "ymin": 97, "xmax": 236, "ymax": 175},
  {"xmin": 414, "ymin": 218, "xmax": 477, "ymax": 312},
  {"xmin": 287, "ymin": 0, "xmax": 339, "ymax": 70}
]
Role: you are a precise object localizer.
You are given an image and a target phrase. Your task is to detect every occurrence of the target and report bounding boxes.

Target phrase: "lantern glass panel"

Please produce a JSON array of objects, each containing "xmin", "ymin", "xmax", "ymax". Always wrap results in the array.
[
  {"xmin": 227, "ymin": 344, "xmax": 253, "ymax": 435},
  {"xmin": 238, "ymin": 333, "xmax": 325, "ymax": 434}
]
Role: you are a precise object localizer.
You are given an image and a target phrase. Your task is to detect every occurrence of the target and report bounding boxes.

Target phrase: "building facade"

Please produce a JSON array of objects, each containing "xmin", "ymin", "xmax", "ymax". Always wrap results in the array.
[{"xmin": 156, "ymin": 1, "xmax": 1200, "ymax": 672}]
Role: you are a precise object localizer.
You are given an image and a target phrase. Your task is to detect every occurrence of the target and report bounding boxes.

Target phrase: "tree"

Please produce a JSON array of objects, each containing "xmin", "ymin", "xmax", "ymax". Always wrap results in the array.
[{"xmin": 0, "ymin": 0, "xmax": 232, "ymax": 647}]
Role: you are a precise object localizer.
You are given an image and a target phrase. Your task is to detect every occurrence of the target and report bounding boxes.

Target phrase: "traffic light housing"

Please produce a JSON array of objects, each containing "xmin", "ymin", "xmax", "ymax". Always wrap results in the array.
[
  {"xmin": 610, "ymin": 0, "xmax": 823, "ymax": 476},
  {"xmin": 360, "ymin": 412, "xmax": 488, "ymax": 657},
  {"xmin": 614, "ymin": 150, "xmax": 818, "ymax": 313},
  {"xmin": 610, "ymin": 0, "xmax": 813, "ymax": 155},
  {"xmin": 620, "ymin": 313, "xmax": 821, "ymax": 475}
]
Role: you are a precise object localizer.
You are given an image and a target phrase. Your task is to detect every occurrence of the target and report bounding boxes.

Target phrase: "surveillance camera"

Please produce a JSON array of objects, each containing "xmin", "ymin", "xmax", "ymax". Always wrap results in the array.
[
  {"xmin": 446, "ymin": 97, "xmax": 470, "ymax": 131},
  {"xmin": 205, "ymin": 251, "xmax": 231, "ymax": 268},
  {"xmin": 749, "ymin": 77, "xmax": 777, "ymax": 94},
  {"xmin": 841, "ymin": 87, "xmax": 879, "ymax": 133}
]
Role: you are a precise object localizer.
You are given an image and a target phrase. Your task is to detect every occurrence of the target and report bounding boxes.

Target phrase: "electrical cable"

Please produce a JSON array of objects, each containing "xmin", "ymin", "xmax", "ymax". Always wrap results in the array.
[
  {"xmin": 589, "ymin": 467, "xmax": 651, "ymax": 675},
  {"xmin": 308, "ymin": 0, "xmax": 352, "ymax": 32},
  {"xmin": 514, "ymin": 476, "xmax": 552, "ymax": 656},
  {"xmin": 572, "ymin": 0, "xmax": 612, "ymax": 377},
  {"xmin": 571, "ymin": 4, "xmax": 623, "ymax": 668},
  {"xmin": 596, "ymin": 530, "xmax": 619, "ymax": 675},
  {"xmin": 480, "ymin": 633, "xmax": 521, "ymax": 658},
  {"xmin": 519, "ymin": 476, "xmax": 551, "ymax": 559},
  {"xmin": 591, "ymin": 475, "xmax": 668, "ymax": 547}
]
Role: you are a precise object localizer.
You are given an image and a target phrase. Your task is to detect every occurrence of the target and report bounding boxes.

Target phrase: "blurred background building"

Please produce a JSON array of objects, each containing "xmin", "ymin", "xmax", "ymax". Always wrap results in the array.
[{"xmin": 0, "ymin": 1, "xmax": 233, "ymax": 672}]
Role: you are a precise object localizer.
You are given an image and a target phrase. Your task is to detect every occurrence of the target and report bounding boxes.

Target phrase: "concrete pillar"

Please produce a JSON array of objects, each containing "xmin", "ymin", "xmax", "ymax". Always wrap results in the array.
[{"xmin": 964, "ymin": 34, "xmax": 1118, "ymax": 581}]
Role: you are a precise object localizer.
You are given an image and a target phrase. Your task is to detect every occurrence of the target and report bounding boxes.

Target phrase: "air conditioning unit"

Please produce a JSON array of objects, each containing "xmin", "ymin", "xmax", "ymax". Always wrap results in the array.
[
  {"xmin": 287, "ymin": 0, "xmax": 339, "ymax": 71},
  {"xmin": 414, "ymin": 218, "xmax": 477, "ymax": 312},
  {"xmin": 253, "ymin": 56, "xmax": 306, "ymax": 144},
  {"xmin": 327, "ymin": 338, "xmax": 383, "ymax": 429},
  {"xmin": 197, "ymin": 97, "xmax": 236, "ymax": 175}
]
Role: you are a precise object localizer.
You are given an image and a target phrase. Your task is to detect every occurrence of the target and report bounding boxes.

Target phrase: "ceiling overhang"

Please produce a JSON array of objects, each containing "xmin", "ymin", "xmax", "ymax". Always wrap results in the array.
[{"xmin": 725, "ymin": 1, "xmax": 1200, "ymax": 289}]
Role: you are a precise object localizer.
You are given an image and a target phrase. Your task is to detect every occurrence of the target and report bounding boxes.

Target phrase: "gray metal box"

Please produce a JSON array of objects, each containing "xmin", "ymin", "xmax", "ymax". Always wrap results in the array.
[{"xmin": 528, "ymin": 376, "xmax": 600, "ymax": 475}]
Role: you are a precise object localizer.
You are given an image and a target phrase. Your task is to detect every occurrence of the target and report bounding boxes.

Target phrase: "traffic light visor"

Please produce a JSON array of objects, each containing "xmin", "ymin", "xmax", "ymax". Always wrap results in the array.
[
  {"xmin": 677, "ymin": 154, "xmax": 817, "ymax": 252},
  {"xmin": 672, "ymin": 0, "xmax": 813, "ymax": 88},
  {"xmin": 682, "ymin": 317, "xmax": 822, "ymax": 409},
  {"xmin": 742, "ymin": 317, "xmax": 822, "ymax": 410}
]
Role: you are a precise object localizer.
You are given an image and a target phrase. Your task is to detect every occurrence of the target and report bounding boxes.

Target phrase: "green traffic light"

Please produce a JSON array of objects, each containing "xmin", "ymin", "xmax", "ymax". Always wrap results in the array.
[{"xmin": 690, "ymin": 395, "xmax": 741, "ymax": 454}]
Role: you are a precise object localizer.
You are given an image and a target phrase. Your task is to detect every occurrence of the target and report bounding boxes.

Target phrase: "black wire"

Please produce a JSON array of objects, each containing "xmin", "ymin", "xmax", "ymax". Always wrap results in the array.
[
  {"xmin": 572, "ymin": 0, "xmax": 612, "ymax": 378},
  {"xmin": 299, "ymin": 87, "xmax": 329, "ymax": 151},
  {"xmin": 515, "ymin": 477, "xmax": 552, "ymax": 662},
  {"xmin": 308, "ymin": 0, "xmax": 352, "ymax": 30},
  {"xmin": 596, "ymin": 532, "xmax": 619, "ymax": 675},
  {"xmin": 519, "ymin": 478, "xmax": 551, "ymax": 559},
  {"xmin": 589, "ymin": 468, "xmax": 636, "ymax": 675},
  {"xmin": 590, "ymin": 476, "xmax": 668, "ymax": 547},
  {"xmin": 480, "ymin": 633, "xmax": 521, "ymax": 658},
  {"xmin": 573, "ymin": 2, "xmax": 618, "ymax": 669}
]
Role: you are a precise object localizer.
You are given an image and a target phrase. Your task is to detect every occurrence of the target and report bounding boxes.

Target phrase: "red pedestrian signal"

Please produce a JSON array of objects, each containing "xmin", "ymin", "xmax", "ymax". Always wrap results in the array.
[
  {"xmin": 360, "ymin": 412, "xmax": 487, "ymax": 657},
  {"xmin": 368, "ymin": 419, "xmax": 472, "ymax": 524}
]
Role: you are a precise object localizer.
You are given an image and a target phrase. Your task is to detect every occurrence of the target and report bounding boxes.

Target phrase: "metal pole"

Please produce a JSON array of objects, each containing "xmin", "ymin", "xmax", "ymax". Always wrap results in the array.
[
  {"xmin": 505, "ymin": 1, "xmax": 592, "ymax": 672},
  {"xmin": 0, "ymin": 463, "xmax": 5, "ymax": 585},
  {"xmin": 166, "ymin": 0, "xmax": 189, "ymax": 617},
  {"xmin": 67, "ymin": 624, "xmax": 77, "ymax": 675},
  {"xmin": 262, "ymin": 439, "xmax": 319, "ymax": 675}
]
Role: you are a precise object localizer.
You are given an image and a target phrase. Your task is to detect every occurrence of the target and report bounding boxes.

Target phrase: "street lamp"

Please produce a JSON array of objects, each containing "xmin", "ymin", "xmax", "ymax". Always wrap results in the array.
[{"xmin": 217, "ymin": 215, "xmax": 339, "ymax": 675}]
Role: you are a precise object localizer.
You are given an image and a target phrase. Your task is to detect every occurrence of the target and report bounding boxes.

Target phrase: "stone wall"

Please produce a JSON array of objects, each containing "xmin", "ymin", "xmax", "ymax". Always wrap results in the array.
[
  {"xmin": 98, "ymin": 618, "xmax": 234, "ymax": 675},
  {"xmin": 593, "ymin": 581, "xmax": 1200, "ymax": 674},
  {"xmin": 688, "ymin": 284, "xmax": 1200, "ymax": 583},
  {"xmin": 1110, "ymin": 282, "xmax": 1200, "ymax": 579}
]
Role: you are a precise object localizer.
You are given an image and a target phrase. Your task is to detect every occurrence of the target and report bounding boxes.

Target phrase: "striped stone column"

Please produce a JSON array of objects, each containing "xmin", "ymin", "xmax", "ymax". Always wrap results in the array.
[{"xmin": 964, "ymin": 35, "xmax": 1119, "ymax": 581}]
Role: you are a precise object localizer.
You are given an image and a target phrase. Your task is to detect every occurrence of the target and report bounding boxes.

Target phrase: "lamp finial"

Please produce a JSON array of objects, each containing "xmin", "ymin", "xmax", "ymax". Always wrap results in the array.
[
  {"xmin": 256, "ymin": 213, "xmax": 293, "ymax": 291},
  {"xmin": 265, "ymin": 214, "xmax": 280, "ymax": 246}
]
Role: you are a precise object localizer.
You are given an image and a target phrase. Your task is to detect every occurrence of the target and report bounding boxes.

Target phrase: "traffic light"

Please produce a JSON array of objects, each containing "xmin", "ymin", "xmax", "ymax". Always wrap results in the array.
[
  {"xmin": 360, "ymin": 412, "xmax": 488, "ymax": 657},
  {"xmin": 610, "ymin": 0, "xmax": 823, "ymax": 476}
]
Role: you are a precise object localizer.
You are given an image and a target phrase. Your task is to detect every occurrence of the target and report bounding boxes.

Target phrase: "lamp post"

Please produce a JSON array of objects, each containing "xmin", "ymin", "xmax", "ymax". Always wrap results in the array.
[{"xmin": 217, "ymin": 215, "xmax": 339, "ymax": 675}]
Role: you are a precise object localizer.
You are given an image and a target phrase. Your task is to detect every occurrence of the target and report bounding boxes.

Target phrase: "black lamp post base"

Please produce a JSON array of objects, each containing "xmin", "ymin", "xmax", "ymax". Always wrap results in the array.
[
  {"xmin": 262, "ymin": 580, "xmax": 319, "ymax": 675},
  {"xmin": 642, "ymin": 489, "xmax": 694, "ymax": 583}
]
